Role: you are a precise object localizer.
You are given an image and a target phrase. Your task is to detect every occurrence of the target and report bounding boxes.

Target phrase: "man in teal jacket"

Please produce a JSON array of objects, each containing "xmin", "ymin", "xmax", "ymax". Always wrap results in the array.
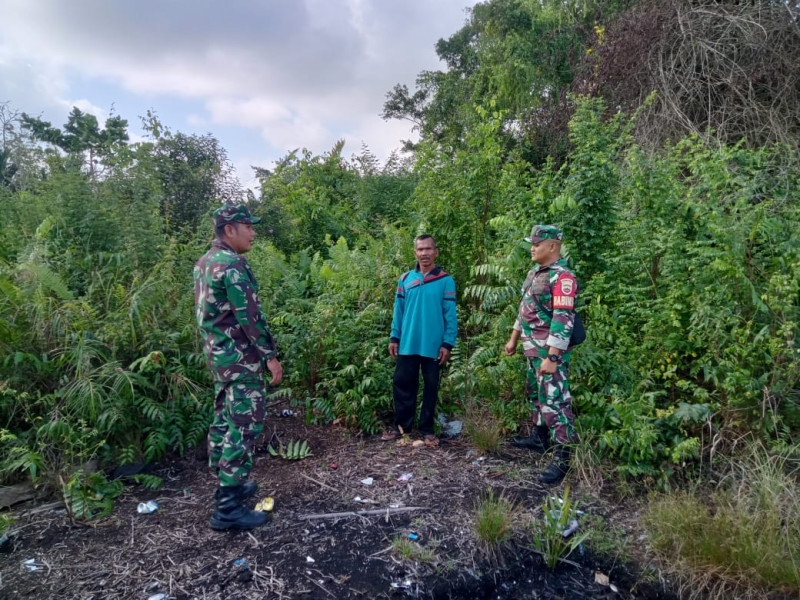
[{"xmin": 382, "ymin": 235, "xmax": 457, "ymax": 446}]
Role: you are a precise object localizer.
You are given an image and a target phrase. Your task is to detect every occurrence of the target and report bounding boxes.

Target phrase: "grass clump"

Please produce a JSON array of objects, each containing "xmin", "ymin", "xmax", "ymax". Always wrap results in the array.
[
  {"xmin": 531, "ymin": 484, "xmax": 589, "ymax": 569},
  {"xmin": 464, "ymin": 408, "xmax": 503, "ymax": 453},
  {"xmin": 391, "ymin": 535, "xmax": 436, "ymax": 564},
  {"xmin": 474, "ymin": 489, "xmax": 518, "ymax": 549},
  {"xmin": 643, "ymin": 443, "xmax": 800, "ymax": 599}
]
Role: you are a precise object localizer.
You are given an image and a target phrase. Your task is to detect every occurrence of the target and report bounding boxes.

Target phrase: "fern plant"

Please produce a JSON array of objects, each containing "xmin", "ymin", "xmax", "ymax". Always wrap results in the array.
[{"xmin": 267, "ymin": 439, "xmax": 313, "ymax": 460}]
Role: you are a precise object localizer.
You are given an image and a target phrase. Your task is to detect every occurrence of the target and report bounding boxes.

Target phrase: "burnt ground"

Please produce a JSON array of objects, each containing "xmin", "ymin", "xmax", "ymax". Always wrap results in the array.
[{"xmin": 0, "ymin": 408, "xmax": 678, "ymax": 600}]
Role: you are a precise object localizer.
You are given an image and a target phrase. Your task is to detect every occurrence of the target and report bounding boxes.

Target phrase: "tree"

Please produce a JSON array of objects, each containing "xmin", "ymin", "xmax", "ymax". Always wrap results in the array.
[{"xmin": 21, "ymin": 107, "xmax": 129, "ymax": 177}]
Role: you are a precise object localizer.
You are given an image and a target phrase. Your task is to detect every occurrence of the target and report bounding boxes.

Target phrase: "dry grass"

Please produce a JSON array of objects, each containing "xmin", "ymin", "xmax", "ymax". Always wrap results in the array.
[{"xmin": 643, "ymin": 443, "xmax": 800, "ymax": 600}]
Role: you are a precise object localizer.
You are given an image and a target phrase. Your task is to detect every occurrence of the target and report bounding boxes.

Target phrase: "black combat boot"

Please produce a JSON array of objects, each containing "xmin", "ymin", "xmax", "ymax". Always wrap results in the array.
[
  {"xmin": 512, "ymin": 425, "xmax": 551, "ymax": 452},
  {"xmin": 539, "ymin": 445, "xmax": 570, "ymax": 485},
  {"xmin": 214, "ymin": 480, "xmax": 258, "ymax": 503},
  {"xmin": 210, "ymin": 485, "xmax": 269, "ymax": 530}
]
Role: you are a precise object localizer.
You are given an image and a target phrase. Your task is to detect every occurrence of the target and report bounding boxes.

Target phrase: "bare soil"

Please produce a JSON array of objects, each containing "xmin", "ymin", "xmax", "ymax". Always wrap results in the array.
[{"xmin": 0, "ymin": 409, "xmax": 678, "ymax": 599}]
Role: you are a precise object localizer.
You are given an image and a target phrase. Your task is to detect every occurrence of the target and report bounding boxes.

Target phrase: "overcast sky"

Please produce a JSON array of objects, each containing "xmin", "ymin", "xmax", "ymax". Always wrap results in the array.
[{"xmin": 0, "ymin": 0, "xmax": 476, "ymax": 188}]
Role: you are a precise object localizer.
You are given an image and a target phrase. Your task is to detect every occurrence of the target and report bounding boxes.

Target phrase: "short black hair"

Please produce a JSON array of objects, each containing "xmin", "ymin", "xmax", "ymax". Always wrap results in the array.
[{"xmin": 414, "ymin": 234, "xmax": 437, "ymax": 248}]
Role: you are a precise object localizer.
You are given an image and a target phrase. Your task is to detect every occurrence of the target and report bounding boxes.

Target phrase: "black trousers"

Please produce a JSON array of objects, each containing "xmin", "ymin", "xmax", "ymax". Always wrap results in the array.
[{"xmin": 393, "ymin": 354, "xmax": 441, "ymax": 436}]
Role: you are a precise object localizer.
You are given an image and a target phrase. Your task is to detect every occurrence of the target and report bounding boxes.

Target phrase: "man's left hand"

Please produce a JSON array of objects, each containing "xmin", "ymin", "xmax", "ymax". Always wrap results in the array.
[{"xmin": 438, "ymin": 347, "xmax": 451, "ymax": 366}]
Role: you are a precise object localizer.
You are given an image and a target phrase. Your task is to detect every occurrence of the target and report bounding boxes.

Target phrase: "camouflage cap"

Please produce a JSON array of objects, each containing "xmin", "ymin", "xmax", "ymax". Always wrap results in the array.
[
  {"xmin": 214, "ymin": 205, "xmax": 261, "ymax": 226},
  {"xmin": 524, "ymin": 224, "xmax": 563, "ymax": 243}
]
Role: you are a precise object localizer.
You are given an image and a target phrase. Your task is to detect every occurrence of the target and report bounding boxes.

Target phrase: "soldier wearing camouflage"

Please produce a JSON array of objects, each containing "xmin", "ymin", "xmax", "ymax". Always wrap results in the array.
[
  {"xmin": 194, "ymin": 204, "xmax": 283, "ymax": 529},
  {"xmin": 505, "ymin": 224, "xmax": 578, "ymax": 484}
]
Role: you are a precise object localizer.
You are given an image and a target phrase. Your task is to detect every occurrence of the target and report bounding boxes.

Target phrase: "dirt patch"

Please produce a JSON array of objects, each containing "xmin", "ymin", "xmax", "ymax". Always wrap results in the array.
[{"xmin": 1, "ymin": 410, "xmax": 677, "ymax": 599}]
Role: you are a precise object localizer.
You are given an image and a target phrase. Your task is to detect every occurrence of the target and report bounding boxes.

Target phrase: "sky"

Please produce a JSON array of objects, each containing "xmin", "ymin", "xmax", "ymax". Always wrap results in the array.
[{"xmin": 0, "ymin": 0, "xmax": 476, "ymax": 189}]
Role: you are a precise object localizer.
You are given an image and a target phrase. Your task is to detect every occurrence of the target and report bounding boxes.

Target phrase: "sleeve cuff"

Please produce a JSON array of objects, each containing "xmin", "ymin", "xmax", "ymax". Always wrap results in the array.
[
  {"xmin": 390, "ymin": 337, "xmax": 400, "ymax": 344},
  {"xmin": 442, "ymin": 343, "xmax": 454, "ymax": 351},
  {"xmin": 546, "ymin": 335, "xmax": 569, "ymax": 351}
]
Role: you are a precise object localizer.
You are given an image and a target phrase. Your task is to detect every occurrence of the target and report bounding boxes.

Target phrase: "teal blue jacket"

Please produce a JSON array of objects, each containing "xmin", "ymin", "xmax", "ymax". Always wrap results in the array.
[{"xmin": 390, "ymin": 267, "xmax": 457, "ymax": 358}]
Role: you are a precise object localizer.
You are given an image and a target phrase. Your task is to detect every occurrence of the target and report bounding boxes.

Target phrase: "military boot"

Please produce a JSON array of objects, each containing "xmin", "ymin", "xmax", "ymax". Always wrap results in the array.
[
  {"xmin": 539, "ymin": 445, "xmax": 570, "ymax": 485},
  {"xmin": 512, "ymin": 425, "xmax": 551, "ymax": 452},
  {"xmin": 210, "ymin": 485, "xmax": 269, "ymax": 530},
  {"xmin": 214, "ymin": 480, "xmax": 258, "ymax": 503}
]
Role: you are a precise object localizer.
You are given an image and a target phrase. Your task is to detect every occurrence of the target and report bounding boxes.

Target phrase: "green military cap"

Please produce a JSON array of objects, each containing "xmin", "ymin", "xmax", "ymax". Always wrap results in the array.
[
  {"xmin": 524, "ymin": 224, "xmax": 563, "ymax": 243},
  {"xmin": 214, "ymin": 205, "xmax": 261, "ymax": 226}
]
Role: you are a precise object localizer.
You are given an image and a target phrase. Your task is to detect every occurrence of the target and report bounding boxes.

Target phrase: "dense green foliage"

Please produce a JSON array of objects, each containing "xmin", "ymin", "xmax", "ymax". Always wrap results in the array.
[{"xmin": 1, "ymin": 0, "xmax": 798, "ymax": 504}]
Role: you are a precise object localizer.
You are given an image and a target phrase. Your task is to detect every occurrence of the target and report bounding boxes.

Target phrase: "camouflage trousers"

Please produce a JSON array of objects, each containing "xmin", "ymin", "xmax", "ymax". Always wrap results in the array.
[
  {"xmin": 525, "ymin": 350, "xmax": 576, "ymax": 444},
  {"xmin": 208, "ymin": 375, "xmax": 267, "ymax": 487}
]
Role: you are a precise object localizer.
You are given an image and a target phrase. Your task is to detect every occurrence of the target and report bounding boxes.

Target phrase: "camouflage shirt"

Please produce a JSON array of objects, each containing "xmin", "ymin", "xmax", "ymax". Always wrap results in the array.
[
  {"xmin": 194, "ymin": 239, "xmax": 277, "ymax": 382},
  {"xmin": 514, "ymin": 258, "xmax": 578, "ymax": 356}
]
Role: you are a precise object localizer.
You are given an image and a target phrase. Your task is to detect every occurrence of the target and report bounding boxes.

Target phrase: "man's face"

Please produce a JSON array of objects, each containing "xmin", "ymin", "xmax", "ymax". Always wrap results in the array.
[
  {"xmin": 226, "ymin": 222, "xmax": 255, "ymax": 253},
  {"xmin": 530, "ymin": 240, "xmax": 557, "ymax": 265},
  {"xmin": 414, "ymin": 238, "xmax": 439, "ymax": 271}
]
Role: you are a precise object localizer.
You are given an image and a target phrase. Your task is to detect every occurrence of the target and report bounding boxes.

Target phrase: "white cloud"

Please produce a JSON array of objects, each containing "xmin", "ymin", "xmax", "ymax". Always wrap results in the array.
[{"xmin": 0, "ymin": 0, "xmax": 474, "ymax": 177}]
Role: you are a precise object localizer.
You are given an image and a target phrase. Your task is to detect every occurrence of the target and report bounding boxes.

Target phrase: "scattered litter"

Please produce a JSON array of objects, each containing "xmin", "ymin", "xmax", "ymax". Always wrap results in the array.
[
  {"xmin": 408, "ymin": 533, "xmax": 419, "ymax": 540},
  {"xmin": 442, "ymin": 420, "xmax": 463, "ymax": 438},
  {"xmin": 23, "ymin": 558, "xmax": 38, "ymax": 571},
  {"xmin": 254, "ymin": 497, "xmax": 274, "ymax": 512},
  {"xmin": 360, "ymin": 477, "xmax": 374, "ymax": 486},
  {"xmin": 147, "ymin": 594, "xmax": 168, "ymax": 600},
  {"xmin": 182, "ymin": 488, "xmax": 192, "ymax": 498},
  {"xmin": 471, "ymin": 457, "xmax": 486, "ymax": 466},
  {"xmin": 411, "ymin": 440, "xmax": 425, "ymax": 448},
  {"xmin": 329, "ymin": 462, "xmax": 338, "ymax": 470},
  {"xmin": 136, "ymin": 500, "xmax": 159, "ymax": 514},
  {"xmin": 353, "ymin": 496, "xmax": 362, "ymax": 502},
  {"xmin": 561, "ymin": 519, "xmax": 580, "ymax": 538},
  {"xmin": 391, "ymin": 579, "xmax": 413, "ymax": 589},
  {"xmin": 610, "ymin": 583, "xmax": 619, "ymax": 592},
  {"xmin": 465, "ymin": 449, "xmax": 478, "ymax": 460},
  {"xmin": 547, "ymin": 509, "xmax": 581, "ymax": 538},
  {"xmin": 281, "ymin": 409, "xmax": 295, "ymax": 417},
  {"xmin": 306, "ymin": 556, "xmax": 315, "ymax": 563},
  {"xmin": 0, "ymin": 533, "xmax": 10, "ymax": 551},
  {"xmin": 397, "ymin": 473, "xmax": 413, "ymax": 482},
  {"xmin": 389, "ymin": 503, "xmax": 400, "ymax": 508},
  {"xmin": 233, "ymin": 558, "xmax": 248, "ymax": 570}
]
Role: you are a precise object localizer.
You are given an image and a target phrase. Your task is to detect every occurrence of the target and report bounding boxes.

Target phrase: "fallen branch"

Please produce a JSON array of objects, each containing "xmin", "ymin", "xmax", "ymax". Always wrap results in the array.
[
  {"xmin": 301, "ymin": 473, "xmax": 338, "ymax": 492},
  {"xmin": 296, "ymin": 506, "xmax": 428, "ymax": 521}
]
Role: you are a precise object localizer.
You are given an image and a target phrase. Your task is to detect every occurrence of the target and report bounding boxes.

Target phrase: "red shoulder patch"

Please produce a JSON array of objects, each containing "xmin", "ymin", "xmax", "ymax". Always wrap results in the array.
[{"xmin": 552, "ymin": 274, "xmax": 576, "ymax": 309}]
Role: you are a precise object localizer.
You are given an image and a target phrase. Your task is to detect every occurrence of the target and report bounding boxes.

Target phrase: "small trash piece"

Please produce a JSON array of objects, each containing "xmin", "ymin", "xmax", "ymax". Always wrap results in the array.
[
  {"xmin": 254, "ymin": 497, "xmax": 274, "ymax": 512},
  {"xmin": 137, "ymin": 500, "xmax": 159, "ymax": 514},
  {"xmin": 411, "ymin": 440, "xmax": 425, "ymax": 448},
  {"xmin": 443, "ymin": 420, "xmax": 463, "ymax": 438},
  {"xmin": 408, "ymin": 533, "xmax": 419, "ymax": 540},
  {"xmin": 397, "ymin": 473, "xmax": 413, "ymax": 482},
  {"xmin": 281, "ymin": 409, "xmax": 295, "ymax": 417},
  {"xmin": 391, "ymin": 579, "xmax": 413, "ymax": 590},
  {"xmin": 0, "ymin": 533, "xmax": 10, "ymax": 552},
  {"xmin": 353, "ymin": 496, "xmax": 362, "ymax": 502},
  {"xmin": 233, "ymin": 558, "xmax": 248, "ymax": 570},
  {"xmin": 23, "ymin": 558, "xmax": 38, "ymax": 571},
  {"xmin": 329, "ymin": 462, "xmax": 338, "ymax": 470},
  {"xmin": 595, "ymin": 572, "xmax": 610, "ymax": 586},
  {"xmin": 147, "ymin": 594, "xmax": 168, "ymax": 600},
  {"xmin": 562, "ymin": 519, "xmax": 579, "ymax": 538},
  {"xmin": 306, "ymin": 556, "xmax": 315, "ymax": 563},
  {"xmin": 360, "ymin": 477, "xmax": 374, "ymax": 486}
]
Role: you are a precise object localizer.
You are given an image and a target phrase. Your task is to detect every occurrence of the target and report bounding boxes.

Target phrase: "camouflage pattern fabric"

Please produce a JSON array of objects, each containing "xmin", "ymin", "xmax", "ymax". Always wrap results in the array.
[
  {"xmin": 515, "ymin": 255, "xmax": 579, "ymax": 444},
  {"xmin": 194, "ymin": 238, "xmax": 277, "ymax": 486},
  {"xmin": 193, "ymin": 240, "xmax": 277, "ymax": 381},
  {"xmin": 526, "ymin": 352, "xmax": 576, "ymax": 444},
  {"xmin": 524, "ymin": 224, "xmax": 563, "ymax": 243},
  {"xmin": 514, "ymin": 258, "xmax": 578, "ymax": 356},
  {"xmin": 208, "ymin": 376, "xmax": 267, "ymax": 486}
]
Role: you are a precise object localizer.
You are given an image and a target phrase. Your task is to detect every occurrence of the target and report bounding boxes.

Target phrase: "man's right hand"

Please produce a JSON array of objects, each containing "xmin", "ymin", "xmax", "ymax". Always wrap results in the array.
[
  {"xmin": 388, "ymin": 342, "xmax": 399, "ymax": 358},
  {"xmin": 266, "ymin": 358, "xmax": 283, "ymax": 385},
  {"xmin": 504, "ymin": 339, "xmax": 517, "ymax": 356}
]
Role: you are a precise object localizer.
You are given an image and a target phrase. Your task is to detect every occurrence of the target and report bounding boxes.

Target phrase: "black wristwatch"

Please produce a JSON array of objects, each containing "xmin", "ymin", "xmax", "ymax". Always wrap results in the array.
[{"xmin": 547, "ymin": 354, "xmax": 561, "ymax": 363}]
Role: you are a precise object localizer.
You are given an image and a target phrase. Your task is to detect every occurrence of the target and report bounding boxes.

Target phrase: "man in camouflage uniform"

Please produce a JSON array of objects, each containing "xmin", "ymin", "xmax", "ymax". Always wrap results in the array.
[
  {"xmin": 194, "ymin": 205, "xmax": 283, "ymax": 529},
  {"xmin": 504, "ymin": 224, "xmax": 578, "ymax": 484}
]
